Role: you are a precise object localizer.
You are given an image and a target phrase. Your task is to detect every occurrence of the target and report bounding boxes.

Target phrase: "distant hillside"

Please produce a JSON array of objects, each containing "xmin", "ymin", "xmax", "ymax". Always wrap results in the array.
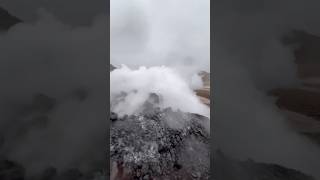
[
  {"xmin": 271, "ymin": 30, "xmax": 320, "ymax": 143},
  {"xmin": 195, "ymin": 71, "xmax": 210, "ymax": 106},
  {"xmin": 199, "ymin": 71, "xmax": 210, "ymax": 87},
  {"xmin": 110, "ymin": 64, "xmax": 116, "ymax": 71},
  {"xmin": 0, "ymin": 6, "xmax": 21, "ymax": 31}
]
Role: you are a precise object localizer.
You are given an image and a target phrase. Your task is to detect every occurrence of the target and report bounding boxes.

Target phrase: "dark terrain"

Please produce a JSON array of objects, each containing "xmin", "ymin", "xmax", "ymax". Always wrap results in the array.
[{"xmin": 110, "ymin": 107, "xmax": 210, "ymax": 180}]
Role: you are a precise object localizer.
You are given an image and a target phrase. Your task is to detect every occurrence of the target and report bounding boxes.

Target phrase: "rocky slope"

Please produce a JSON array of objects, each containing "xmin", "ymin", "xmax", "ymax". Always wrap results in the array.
[{"xmin": 110, "ymin": 107, "xmax": 210, "ymax": 179}]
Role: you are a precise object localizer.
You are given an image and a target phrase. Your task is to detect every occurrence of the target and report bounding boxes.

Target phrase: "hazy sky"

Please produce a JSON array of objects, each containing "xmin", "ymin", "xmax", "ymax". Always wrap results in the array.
[{"xmin": 110, "ymin": 0, "xmax": 210, "ymax": 72}]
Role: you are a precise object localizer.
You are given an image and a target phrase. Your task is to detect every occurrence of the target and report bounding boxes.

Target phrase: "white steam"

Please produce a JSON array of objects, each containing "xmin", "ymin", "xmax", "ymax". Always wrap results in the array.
[
  {"xmin": 110, "ymin": 0, "xmax": 210, "ymax": 132},
  {"xmin": 110, "ymin": 66, "xmax": 209, "ymax": 118}
]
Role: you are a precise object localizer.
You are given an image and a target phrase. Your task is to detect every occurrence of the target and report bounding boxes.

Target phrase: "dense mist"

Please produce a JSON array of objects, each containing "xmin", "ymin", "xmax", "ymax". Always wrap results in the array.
[
  {"xmin": 110, "ymin": 65, "xmax": 209, "ymax": 117},
  {"xmin": 110, "ymin": 0, "xmax": 210, "ymax": 74},
  {"xmin": 213, "ymin": 0, "xmax": 320, "ymax": 178},
  {"xmin": 110, "ymin": 0, "xmax": 210, "ymax": 134},
  {"xmin": 0, "ymin": 9, "xmax": 107, "ymax": 175}
]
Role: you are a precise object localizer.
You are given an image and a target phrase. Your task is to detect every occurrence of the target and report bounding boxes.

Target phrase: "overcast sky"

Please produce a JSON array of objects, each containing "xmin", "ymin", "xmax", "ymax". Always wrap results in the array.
[{"xmin": 110, "ymin": 0, "xmax": 210, "ymax": 72}]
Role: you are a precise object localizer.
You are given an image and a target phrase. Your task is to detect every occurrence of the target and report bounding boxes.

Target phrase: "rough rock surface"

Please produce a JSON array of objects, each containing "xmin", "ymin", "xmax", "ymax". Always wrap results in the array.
[{"xmin": 110, "ymin": 108, "xmax": 210, "ymax": 179}]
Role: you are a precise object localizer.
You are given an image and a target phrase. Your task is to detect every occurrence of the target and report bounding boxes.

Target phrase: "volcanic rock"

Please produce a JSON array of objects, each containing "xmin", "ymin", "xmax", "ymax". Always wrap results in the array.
[{"xmin": 110, "ymin": 108, "xmax": 210, "ymax": 179}]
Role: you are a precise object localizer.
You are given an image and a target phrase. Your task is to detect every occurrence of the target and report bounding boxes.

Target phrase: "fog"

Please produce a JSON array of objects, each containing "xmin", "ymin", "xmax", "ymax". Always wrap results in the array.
[
  {"xmin": 0, "ymin": 9, "xmax": 107, "ymax": 174},
  {"xmin": 110, "ymin": 65, "xmax": 209, "ymax": 117},
  {"xmin": 110, "ymin": 0, "xmax": 210, "ymax": 74},
  {"xmin": 110, "ymin": 0, "xmax": 210, "ymax": 134},
  {"xmin": 213, "ymin": 0, "xmax": 320, "ymax": 178}
]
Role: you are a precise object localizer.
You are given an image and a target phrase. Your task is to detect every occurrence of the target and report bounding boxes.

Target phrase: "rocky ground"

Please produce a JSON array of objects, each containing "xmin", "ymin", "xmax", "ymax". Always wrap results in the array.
[{"xmin": 110, "ymin": 107, "xmax": 210, "ymax": 180}]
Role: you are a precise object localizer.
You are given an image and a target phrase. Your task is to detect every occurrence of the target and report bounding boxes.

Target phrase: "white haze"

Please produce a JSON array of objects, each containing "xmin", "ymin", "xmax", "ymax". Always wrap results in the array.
[
  {"xmin": 110, "ymin": 65, "xmax": 209, "ymax": 117},
  {"xmin": 213, "ymin": 0, "xmax": 320, "ymax": 178},
  {"xmin": 110, "ymin": 0, "xmax": 210, "ymax": 131},
  {"xmin": 110, "ymin": 0, "xmax": 210, "ymax": 74}
]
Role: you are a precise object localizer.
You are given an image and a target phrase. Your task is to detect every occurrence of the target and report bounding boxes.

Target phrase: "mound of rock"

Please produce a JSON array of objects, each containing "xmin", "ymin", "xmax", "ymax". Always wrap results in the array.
[{"xmin": 110, "ymin": 108, "xmax": 210, "ymax": 179}]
